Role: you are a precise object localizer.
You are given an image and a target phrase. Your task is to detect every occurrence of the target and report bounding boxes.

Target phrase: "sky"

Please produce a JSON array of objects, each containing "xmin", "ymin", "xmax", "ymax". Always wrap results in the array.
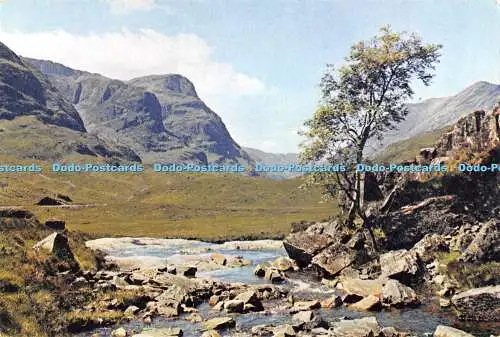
[{"xmin": 0, "ymin": 0, "xmax": 499, "ymax": 153}]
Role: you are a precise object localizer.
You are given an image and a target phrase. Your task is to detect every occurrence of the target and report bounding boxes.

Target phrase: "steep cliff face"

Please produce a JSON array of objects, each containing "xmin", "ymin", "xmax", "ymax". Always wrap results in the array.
[
  {"xmin": 416, "ymin": 105, "xmax": 499, "ymax": 165},
  {"xmin": 25, "ymin": 58, "xmax": 252, "ymax": 165},
  {"xmin": 0, "ymin": 42, "xmax": 86, "ymax": 132},
  {"xmin": 0, "ymin": 42, "xmax": 140, "ymax": 162}
]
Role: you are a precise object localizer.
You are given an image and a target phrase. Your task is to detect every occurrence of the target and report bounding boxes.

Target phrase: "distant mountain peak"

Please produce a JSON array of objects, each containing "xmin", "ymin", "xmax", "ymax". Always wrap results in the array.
[{"xmin": 129, "ymin": 74, "xmax": 198, "ymax": 98}]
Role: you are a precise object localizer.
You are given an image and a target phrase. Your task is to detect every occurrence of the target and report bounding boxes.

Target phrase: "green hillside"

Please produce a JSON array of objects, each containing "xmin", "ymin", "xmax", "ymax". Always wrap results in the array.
[{"xmin": 373, "ymin": 125, "xmax": 452, "ymax": 163}]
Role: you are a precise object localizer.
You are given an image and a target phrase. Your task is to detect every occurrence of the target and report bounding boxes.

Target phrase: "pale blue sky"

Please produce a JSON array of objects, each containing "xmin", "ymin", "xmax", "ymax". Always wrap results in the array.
[{"xmin": 0, "ymin": 0, "xmax": 499, "ymax": 152}]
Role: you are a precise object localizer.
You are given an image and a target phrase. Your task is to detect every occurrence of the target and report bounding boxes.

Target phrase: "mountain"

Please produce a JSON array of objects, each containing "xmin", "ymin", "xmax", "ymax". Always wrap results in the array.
[
  {"xmin": 26, "ymin": 58, "xmax": 253, "ymax": 165},
  {"xmin": 369, "ymin": 81, "xmax": 500, "ymax": 155},
  {"xmin": 243, "ymin": 147, "xmax": 300, "ymax": 179},
  {"xmin": 0, "ymin": 42, "xmax": 140, "ymax": 162},
  {"xmin": 0, "ymin": 42, "xmax": 85, "ymax": 132}
]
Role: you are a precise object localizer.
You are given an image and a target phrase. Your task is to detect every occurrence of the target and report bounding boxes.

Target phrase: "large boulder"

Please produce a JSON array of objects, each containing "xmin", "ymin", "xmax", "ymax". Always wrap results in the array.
[
  {"xmin": 451, "ymin": 285, "xmax": 500, "ymax": 321},
  {"xmin": 332, "ymin": 317, "xmax": 381, "ymax": 337},
  {"xmin": 203, "ymin": 317, "xmax": 235, "ymax": 331},
  {"xmin": 337, "ymin": 278, "xmax": 384, "ymax": 301},
  {"xmin": 350, "ymin": 295, "xmax": 382, "ymax": 311},
  {"xmin": 233, "ymin": 290, "xmax": 263, "ymax": 311},
  {"xmin": 271, "ymin": 257, "xmax": 298, "ymax": 272},
  {"xmin": 33, "ymin": 232, "xmax": 75, "ymax": 261},
  {"xmin": 283, "ymin": 232, "xmax": 333, "ymax": 268},
  {"xmin": 311, "ymin": 243, "xmax": 361, "ymax": 277},
  {"xmin": 224, "ymin": 300, "xmax": 244, "ymax": 313},
  {"xmin": 433, "ymin": 325, "xmax": 474, "ymax": 337},
  {"xmin": 380, "ymin": 279, "xmax": 420, "ymax": 308},
  {"xmin": 461, "ymin": 220, "xmax": 499, "ymax": 263},
  {"xmin": 380, "ymin": 249, "xmax": 421, "ymax": 285}
]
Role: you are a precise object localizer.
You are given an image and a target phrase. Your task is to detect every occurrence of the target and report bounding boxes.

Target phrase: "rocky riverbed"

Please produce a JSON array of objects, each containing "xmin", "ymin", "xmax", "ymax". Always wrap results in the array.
[{"xmin": 68, "ymin": 237, "xmax": 499, "ymax": 337}]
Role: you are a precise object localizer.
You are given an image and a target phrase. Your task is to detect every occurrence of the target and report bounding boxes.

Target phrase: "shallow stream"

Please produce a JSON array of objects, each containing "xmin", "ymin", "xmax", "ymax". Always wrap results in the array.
[{"xmin": 81, "ymin": 238, "xmax": 498, "ymax": 337}]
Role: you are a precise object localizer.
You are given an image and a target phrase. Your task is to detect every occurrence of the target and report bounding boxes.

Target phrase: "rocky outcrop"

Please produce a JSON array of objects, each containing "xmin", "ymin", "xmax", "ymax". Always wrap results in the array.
[
  {"xmin": 0, "ymin": 42, "xmax": 85, "ymax": 132},
  {"xmin": 460, "ymin": 220, "xmax": 499, "ymax": 263},
  {"xmin": 451, "ymin": 285, "xmax": 500, "ymax": 321},
  {"xmin": 0, "ymin": 208, "xmax": 39, "ymax": 230},
  {"xmin": 33, "ymin": 232, "xmax": 75, "ymax": 261}
]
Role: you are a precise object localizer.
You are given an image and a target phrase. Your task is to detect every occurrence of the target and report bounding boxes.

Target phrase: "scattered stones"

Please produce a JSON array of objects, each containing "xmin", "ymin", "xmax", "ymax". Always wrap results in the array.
[
  {"xmin": 451, "ymin": 285, "xmax": 500, "ymax": 321},
  {"xmin": 234, "ymin": 290, "xmax": 264, "ymax": 311},
  {"xmin": 433, "ymin": 325, "xmax": 474, "ymax": 337}
]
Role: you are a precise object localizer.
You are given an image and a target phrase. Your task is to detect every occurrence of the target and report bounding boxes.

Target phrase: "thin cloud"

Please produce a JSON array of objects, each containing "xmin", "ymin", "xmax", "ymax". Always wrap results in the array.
[{"xmin": 0, "ymin": 28, "xmax": 266, "ymax": 98}]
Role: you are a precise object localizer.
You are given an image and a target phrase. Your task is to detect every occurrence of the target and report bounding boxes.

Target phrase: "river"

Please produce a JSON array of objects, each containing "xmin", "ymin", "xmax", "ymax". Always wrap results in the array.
[{"xmin": 81, "ymin": 238, "xmax": 498, "ymax": 337}]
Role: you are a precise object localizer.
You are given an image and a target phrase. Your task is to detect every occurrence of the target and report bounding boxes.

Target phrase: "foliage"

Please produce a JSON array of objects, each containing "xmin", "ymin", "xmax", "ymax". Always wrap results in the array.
[{"xmin": 300, "ymin": 25, "xmax": 442, "ymax": 227}]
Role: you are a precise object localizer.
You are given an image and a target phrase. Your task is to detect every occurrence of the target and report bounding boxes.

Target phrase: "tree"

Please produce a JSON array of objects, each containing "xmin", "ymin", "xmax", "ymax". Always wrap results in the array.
[{"xmin": 300, "ymin": 26, "xmax": 442, "ymax": 244}]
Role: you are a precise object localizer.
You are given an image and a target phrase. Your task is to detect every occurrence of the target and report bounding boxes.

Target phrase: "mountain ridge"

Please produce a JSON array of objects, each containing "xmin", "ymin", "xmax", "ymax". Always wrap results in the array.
[
  {"xmin": 25, "ymin": 57, "xmax": 253, "ymax": 165},
  {"xmin": 368, "ymin": 80, "xmax": 500, "ymax": 155},
  {"xmin": 0, "ymin": 42, "xmax": 140, "ymax": 162}
]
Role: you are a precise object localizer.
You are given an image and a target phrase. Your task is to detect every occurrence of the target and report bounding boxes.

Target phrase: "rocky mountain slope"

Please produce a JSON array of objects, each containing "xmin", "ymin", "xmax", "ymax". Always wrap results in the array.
[
  {"xmin": 0, "ymin": 42, "xmax": 140, "ymax": 162},
  {"xmin": 26, "ymin": 58, "xmax": 253, "ymax": 165},
  {"xmin": 0, "ymin": 42, "xmax": 85, "ymax": 132},
  {"xmin": 369, "ymin": 81, "xmax": 500, "ymax": 156}
]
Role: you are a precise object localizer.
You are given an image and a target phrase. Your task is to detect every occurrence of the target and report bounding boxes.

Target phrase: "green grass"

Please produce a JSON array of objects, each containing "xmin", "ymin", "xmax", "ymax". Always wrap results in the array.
[{"xmin": 373, "ymin": 126, "xmax": 452, "ymax": 163}]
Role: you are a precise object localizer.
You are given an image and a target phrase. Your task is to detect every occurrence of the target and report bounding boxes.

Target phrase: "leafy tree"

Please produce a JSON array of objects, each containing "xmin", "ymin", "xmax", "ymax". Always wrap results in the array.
[{"xmin": 300, "ymin": 26, "xmax": 442, "ymax": 244}]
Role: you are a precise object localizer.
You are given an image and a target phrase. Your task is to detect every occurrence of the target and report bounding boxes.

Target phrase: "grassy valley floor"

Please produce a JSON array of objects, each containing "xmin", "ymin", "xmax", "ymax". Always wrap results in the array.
[{"xmin": 0, "ymin": 156, "xmax": 335, "ymax": 241}]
